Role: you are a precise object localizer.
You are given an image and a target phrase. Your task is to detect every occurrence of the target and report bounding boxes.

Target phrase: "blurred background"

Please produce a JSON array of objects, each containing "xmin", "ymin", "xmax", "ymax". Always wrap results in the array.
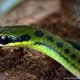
[{"xmin": 0, "ymin": 0, "xmax": 80, "ymax": 80}]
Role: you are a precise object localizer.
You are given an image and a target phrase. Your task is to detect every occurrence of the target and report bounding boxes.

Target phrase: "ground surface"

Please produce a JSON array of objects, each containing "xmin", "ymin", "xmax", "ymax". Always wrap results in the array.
[{"xmin": 0, "ymin": 0, "xmax": 80, "ymax": 80}]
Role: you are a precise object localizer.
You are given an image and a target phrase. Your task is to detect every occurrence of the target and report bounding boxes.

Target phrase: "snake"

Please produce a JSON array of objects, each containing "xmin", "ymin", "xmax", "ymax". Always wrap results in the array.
[
  {"xmin": 0, "ymin": 25, "xmax": 80, "ymax": 78},
  {"xmin": 0, "ymin": 0, "xmax": 80, "ymax": 79}
]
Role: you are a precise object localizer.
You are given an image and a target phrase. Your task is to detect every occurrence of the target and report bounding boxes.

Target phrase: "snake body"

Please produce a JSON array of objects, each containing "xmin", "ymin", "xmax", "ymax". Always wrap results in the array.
[
  {"xmin": 0, "ymin": 25, "xmax": 80, "ymax": 78},
  {"xmin": 0, "ymin": 0, "xmax": 80, "ymax": 78}
]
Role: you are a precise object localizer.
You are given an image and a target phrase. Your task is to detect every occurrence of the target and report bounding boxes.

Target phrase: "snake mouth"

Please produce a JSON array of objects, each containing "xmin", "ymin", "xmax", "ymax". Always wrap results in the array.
[{"xmin": 0, "ymin": 34, "xmax": 31, "ymax": 45}]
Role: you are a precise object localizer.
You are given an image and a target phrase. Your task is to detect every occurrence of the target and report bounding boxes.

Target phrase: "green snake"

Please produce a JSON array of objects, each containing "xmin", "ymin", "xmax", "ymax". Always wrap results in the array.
[
  {"xmin": 0, "ymin": 0, "xmax": 80, "ymax": 79},
  {"xmin": 0, "ymin": 25, "xmax": 80, "ymax": 78}
]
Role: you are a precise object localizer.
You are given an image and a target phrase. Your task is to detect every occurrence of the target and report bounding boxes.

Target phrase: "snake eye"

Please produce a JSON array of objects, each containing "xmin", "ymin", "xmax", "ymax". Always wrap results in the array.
[{"xmin": 0, "ymin": 35, "xmax": 10, "ymax": 44}]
